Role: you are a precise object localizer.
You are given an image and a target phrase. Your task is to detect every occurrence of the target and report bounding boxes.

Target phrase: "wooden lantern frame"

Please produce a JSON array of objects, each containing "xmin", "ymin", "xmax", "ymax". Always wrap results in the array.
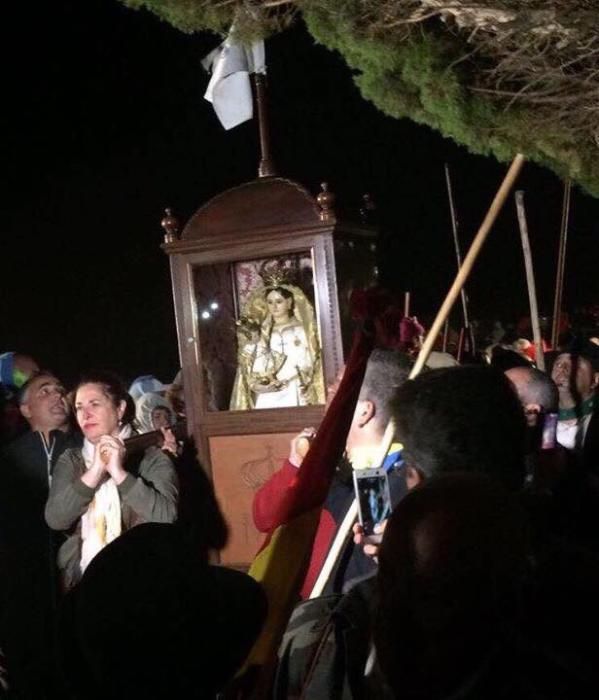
[{"xmin": 162, "ymin": 177, "xmax": 376, "ymax": 566}]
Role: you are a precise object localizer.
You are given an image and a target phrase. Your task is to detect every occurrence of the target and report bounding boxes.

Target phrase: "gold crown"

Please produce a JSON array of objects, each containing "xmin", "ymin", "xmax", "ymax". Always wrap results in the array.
[{"xmin": 258, "ymin": 259, "xmax": 296, "ymax": 288}]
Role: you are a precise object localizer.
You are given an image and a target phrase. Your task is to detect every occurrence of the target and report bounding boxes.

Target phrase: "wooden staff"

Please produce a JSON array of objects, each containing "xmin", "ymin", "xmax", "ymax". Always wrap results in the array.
[
  {"xmin": 515, "ymin": 191, "xmax": 545, "ymax": 372},
  {"xmin": 445, "ymin": 164, "xmax": 471, "ymax": 336},
  {"xmin": 456, "ymin": 327, "xmax": 465, "ymax": 364},
  {"xmin": 404, "ymin": 291, "xmax": 411, "ymax": 317},
  {"xmin": 412, "ymin": 154, "xmax": 525, "ymax": 375},
  {"xmin": 551, "ymin": 180, "xmax": 572, "ymax": 348},
  {"xmin": 252, "ymin": 73, "xmax": 276, "ymax": 177},
  {"xmin": 310, "ymin": 154, "xmax": 525, "ymax": 599}
]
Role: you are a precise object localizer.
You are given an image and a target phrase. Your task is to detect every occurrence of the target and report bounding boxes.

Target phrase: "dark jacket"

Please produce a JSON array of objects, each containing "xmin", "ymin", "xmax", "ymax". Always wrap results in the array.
[{"xmin": 0, "ymin": 429, "xmax": 79, "ymax": 698}]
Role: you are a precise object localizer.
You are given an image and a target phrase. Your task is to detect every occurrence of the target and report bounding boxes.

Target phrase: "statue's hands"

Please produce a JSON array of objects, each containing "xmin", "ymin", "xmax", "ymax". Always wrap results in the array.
[
  {"xmin": 251, "ymin": 377, "xmax": 287, "ymax": 394},
  {"xmin": 299, "ymin": 382, "xmax": 312, "ymax": 400}
]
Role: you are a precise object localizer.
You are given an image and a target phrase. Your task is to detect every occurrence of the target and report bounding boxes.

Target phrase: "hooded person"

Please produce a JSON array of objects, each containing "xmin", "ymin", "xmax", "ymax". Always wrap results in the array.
[
  {"xmin": 127, "ymin": 375, "xmax": 168, "ymax": 404},
  {"xmin": 134, "ymin": 392, "xmax": 175, "ymax": 434}
]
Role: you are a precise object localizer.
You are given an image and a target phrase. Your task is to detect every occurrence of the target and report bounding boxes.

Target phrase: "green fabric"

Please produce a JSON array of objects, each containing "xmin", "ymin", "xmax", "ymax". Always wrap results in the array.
[
  {"xmin": 558, "ymin": 396, "xmax": 596, "ymax": 422},
  {"xmin": 12, "ymin": 368, "xmax": 29, "ymax": 388}
]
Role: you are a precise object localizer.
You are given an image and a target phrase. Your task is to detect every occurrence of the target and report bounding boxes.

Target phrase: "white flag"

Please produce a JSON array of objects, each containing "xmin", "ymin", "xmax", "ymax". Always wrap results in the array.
[{"xmin": 202, "ymin": 29, "xmax": 266, "ymax": 130}]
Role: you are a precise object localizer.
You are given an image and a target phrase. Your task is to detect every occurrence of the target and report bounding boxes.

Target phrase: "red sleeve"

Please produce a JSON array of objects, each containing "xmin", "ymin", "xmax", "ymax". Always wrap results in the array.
[{"xmin": 252, "ymin": 460, "xmax": 299, "ymax": 532}]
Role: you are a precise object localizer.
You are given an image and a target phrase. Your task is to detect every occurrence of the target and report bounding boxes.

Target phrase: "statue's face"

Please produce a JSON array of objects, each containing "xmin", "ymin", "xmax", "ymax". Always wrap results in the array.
[{"xmin": 266, "ymin": 290, "xmax": 293, "ymax": 321}]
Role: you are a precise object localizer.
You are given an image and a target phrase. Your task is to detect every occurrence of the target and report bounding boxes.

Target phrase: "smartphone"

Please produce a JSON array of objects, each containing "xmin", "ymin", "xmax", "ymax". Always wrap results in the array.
[
  {"xmin": 541, "ymin": 412, "xmax": 558, "ymax": 450},
  {"xmin": 353, "ymin": 468, "xmax": 392, "ymax": 537}
]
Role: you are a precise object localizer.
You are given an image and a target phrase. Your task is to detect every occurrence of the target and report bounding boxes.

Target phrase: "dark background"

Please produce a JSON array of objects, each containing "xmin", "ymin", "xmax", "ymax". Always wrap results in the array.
[{"xmin": 4, "ymin": 0, "xmax": 599, "ymax": 386}]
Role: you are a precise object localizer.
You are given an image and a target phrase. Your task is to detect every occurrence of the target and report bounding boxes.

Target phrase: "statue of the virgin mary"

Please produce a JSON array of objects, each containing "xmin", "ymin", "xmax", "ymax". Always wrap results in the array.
[{"xmin": 229, "ymin": 265, "xmax": 325, "ymax": 410}]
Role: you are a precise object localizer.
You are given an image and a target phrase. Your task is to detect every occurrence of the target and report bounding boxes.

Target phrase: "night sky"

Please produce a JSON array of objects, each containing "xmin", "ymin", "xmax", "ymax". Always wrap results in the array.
[{"xmin": 5, "ymin": 0, "xmax": 599, "ymax": 387}]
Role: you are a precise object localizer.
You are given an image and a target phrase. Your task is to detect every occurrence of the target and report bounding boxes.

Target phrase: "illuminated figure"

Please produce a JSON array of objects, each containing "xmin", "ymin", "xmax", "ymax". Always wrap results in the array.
[{"xmin": 230, "ymin": 270, "xmax": 325, "ymax": 410}]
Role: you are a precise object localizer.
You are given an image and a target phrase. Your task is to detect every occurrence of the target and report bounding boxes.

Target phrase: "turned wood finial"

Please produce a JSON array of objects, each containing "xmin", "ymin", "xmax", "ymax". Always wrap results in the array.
[
  {"xmin": 161, "ymin": 208, "xmax": 180, "ymax": 243},
  {"xmin": 317, "ymin": 182, "xmax": 335, "ymax": 221}
]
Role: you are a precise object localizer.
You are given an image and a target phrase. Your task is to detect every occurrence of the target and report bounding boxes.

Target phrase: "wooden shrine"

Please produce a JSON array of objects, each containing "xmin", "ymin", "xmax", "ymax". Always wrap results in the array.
[{"xmin": 161, "ymin": 177, "xmax": 377, "ymax": 567}]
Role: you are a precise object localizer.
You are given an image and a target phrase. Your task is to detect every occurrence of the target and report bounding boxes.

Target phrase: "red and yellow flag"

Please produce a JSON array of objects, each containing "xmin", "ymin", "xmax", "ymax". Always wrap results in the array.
[{"xmin": 243, "ymin": 323, "xmax": 375, "ymax": 669}]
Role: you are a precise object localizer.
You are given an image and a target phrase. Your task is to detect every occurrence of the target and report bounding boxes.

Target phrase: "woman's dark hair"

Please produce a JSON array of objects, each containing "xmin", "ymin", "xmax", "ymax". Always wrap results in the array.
[
  {"xmin": 73, "ymin": 370, "xmax": 135, "ymax": 425},
  {"xmin": 265, "ymin": 286, "xmax": 295, "ymax": 313}
]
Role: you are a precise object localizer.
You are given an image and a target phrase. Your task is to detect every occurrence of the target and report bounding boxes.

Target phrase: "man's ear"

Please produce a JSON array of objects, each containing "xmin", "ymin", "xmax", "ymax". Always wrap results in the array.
[
  {"xmin": 356, "ymin": 399, "xmax": 375, "ymax": 427},
  {"xmin": 406, "ymin": 465, "xmax": 423, "ymax": 490},
  {"xmin": 20, "ymin": 403, "xmax": 31, "ymax": 420},
  {"xmin": 591, "ymin": 372, "xmax": 599, "ymax": 392}
]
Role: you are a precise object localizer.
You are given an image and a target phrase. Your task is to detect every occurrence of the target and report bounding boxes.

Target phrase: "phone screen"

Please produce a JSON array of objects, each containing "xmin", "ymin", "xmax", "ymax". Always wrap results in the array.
[
  {"xmin": 354, "ymin": 470, "xmax": 392, "ymax": 536},
  {"xmin": 541, "ymin": 412, "xmax": 558, "ymax": 450}
]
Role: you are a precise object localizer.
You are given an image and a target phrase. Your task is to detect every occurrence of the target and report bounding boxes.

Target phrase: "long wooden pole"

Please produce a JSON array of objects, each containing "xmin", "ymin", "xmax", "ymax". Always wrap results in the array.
[
  {"xmin": 442, "ymin": 319, "xmax": 449, "ymax": 353},
  {"xmin": 310, "ymin": 153, "xmax": 525, "ymax": 599},
  {"xmin": 515, "ymin": 191, "xmax": 545, "ymax": 372},
  {"xmin": 412, "ymin": 154, "xmax": 525, "ymax": 376},
  {"xmin": 253, "ymin": 73, "xmax": 276, "ymax": 177},
  {"xmin": 551, "ymin": 180, "xmax": 572, "ymax": 348},
  {"xmin": 445, "ymin": 164, "xmax": 470, "ymax": 332}
]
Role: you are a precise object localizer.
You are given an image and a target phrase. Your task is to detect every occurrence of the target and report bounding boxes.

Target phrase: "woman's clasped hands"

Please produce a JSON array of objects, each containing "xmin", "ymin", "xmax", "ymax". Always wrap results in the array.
[{"xmin": 85, "ymin": 435, "xmax": 127, "ymax": 487}]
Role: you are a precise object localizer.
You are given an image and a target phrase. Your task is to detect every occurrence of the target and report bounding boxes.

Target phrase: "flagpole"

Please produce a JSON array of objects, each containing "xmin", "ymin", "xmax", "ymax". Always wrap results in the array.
[
  {"xmin": 551, "ymin": 180, "xmax": 571, "ymax": 348},
  {"xmin": 515, "ymin": 191, "xmax": 545, "ymax": 372},
  {"xmin": 310, "ymin": 153, "xmax": 525, "ymax": 599},
  {"xmin": 253, "ymin": 73, "xmax": 276, "ymax": 177}
]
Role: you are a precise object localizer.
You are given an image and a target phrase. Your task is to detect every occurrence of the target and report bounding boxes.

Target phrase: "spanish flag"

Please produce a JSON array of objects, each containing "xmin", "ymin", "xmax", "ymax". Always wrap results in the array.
[{"xmin": 241, "ymin": 322, "xmax": 375, "ymax": 677}]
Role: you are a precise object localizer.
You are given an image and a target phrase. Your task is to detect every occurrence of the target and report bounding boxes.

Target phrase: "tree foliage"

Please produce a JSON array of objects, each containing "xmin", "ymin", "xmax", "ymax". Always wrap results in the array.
[{"xmin": 120, "ymin": 1, "xmax": 599, "ymax": 196}]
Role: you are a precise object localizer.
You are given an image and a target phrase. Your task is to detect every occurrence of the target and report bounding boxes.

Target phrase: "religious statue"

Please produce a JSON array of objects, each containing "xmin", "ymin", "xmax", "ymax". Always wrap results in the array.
[{"xmin": 229, "ymin": 263, "xmax": 325, "ymax": 410}]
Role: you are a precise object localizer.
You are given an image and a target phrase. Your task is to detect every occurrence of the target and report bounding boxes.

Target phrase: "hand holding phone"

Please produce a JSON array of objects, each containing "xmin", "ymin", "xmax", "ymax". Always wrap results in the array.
[{"xmin": 353, "ymin": 467, "xmax": 392, "ymax": 538}]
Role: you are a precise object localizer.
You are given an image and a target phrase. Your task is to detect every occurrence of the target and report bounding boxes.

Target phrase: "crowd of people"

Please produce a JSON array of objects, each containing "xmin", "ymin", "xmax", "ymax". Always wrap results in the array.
[{"xmin": 1, "ymin": 316, "xmax": 599, "ymax": 698}]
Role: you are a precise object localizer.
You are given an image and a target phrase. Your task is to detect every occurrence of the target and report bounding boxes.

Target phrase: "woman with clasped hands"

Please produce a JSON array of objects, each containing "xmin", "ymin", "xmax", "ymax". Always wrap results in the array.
[{"xmin": 45, "ymin": 371, "xmax": 178, "ymax": 591}]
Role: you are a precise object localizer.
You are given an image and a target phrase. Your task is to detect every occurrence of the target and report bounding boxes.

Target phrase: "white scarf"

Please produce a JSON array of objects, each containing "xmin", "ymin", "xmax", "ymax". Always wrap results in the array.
[{"xmin": 80, "ymin": 425, "xmax": 132, "ymax": 574}]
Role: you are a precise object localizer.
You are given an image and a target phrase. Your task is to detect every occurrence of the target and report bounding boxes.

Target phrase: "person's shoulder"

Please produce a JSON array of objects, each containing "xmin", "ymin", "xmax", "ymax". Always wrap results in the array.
[
  {"xmin": 53, "ymin": 429, "xmax": 82, "ymax": 450},
  {"xmin": 2, "ymin": 430, "xmax": 35, "ymax": 457}
]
